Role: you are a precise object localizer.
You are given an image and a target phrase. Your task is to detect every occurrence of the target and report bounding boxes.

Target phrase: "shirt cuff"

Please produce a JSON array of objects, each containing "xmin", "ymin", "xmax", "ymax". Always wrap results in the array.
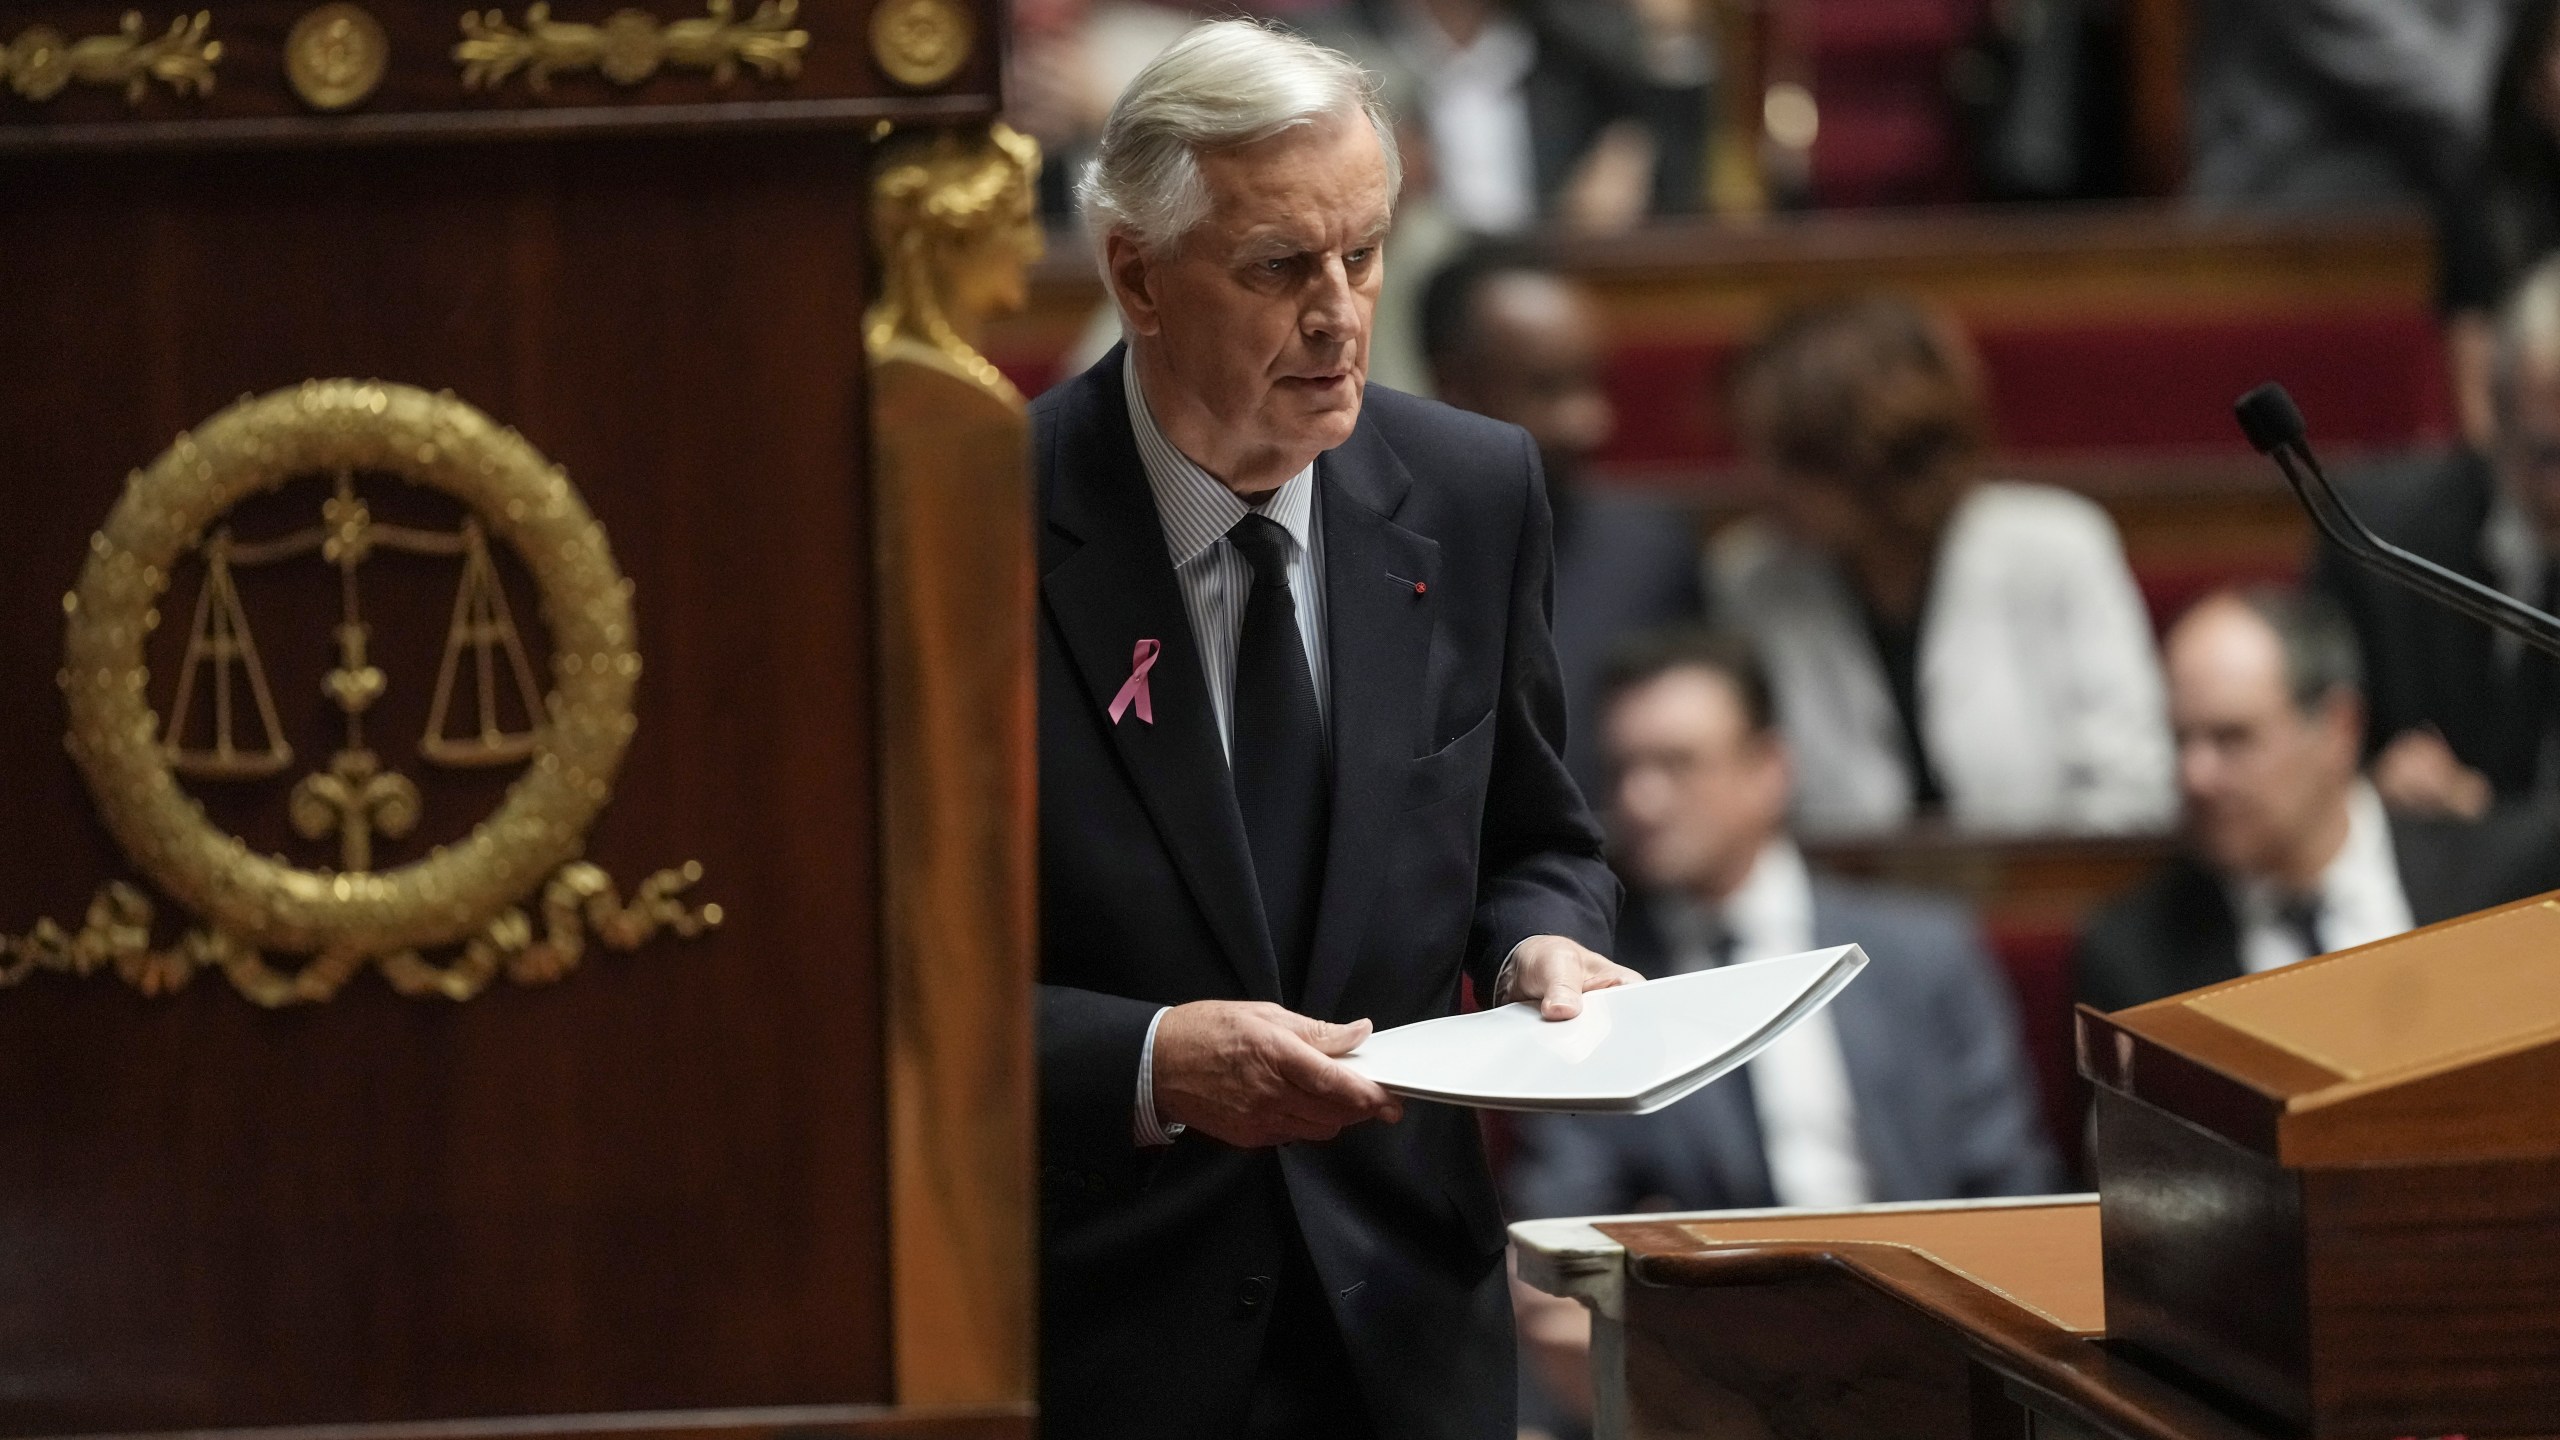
[
  {"xmin": 1491, "ymin": 937, "xmax": 1535, "ymax": 1007},
  {"xmin": 1133, "ymin": 1005, "xmax": 1186, "ymax": 1147}
]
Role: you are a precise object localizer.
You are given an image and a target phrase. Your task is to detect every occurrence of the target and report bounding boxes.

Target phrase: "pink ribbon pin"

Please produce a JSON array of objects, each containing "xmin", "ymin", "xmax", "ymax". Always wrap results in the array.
[{"xmin": 1109, "ymin": 638, "xmax": 1161, "ymax": 725}]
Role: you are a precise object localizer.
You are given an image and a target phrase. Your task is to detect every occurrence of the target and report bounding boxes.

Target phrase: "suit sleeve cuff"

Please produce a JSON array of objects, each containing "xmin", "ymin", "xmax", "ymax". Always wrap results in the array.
[{"xmin": 1133, "ymin": 1006, "xmax": 1186, "ymax": 1147}]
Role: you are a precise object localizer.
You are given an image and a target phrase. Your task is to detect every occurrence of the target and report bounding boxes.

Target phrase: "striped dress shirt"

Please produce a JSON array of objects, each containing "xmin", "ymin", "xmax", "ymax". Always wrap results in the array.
[
  {"xmin": 1123, "ymin": 351, "xmax": 1330, "ymax": 1144},
  {"xmin": 1121, "ymin": 350, "xmax": 1331, "ymax": 752}
]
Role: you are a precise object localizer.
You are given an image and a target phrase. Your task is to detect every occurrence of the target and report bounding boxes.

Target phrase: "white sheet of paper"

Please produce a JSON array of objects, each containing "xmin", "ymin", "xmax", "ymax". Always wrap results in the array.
[{"xmin": 1338, "ymin": 945, "xmax": 1868, "ymax": 1114}]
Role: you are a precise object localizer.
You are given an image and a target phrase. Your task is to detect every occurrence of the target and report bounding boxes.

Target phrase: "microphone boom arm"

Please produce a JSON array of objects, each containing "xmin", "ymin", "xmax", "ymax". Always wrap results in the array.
[{"xmin": 2235, "ymin": 382, "xmax": 2560, "ymax": 662}]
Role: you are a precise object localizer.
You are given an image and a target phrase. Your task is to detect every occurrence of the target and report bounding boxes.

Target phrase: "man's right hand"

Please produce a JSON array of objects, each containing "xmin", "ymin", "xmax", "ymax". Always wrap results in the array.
[
  {"xmin": 1152, "ymin": 1000, "xmax": 1405, "ymax": 1148},
  {"xmin": 2373, "ymin": 728, "xmax": 2492, "ymax": 820}
]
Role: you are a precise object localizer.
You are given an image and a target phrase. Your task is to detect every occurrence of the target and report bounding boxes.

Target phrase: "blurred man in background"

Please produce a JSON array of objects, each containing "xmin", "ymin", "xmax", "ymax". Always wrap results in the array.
[
  {"xmin": 2076, "ymin": 588, "xmax": 2559, "ymax": 1012},
  {"xmin": 2317, "ymin": 254, "xmax": 2560, "ymax": 817},
  {"xmin": 1421, "ymin": 244, "xmax": 1705, "ymax": 799},
  {"xmin": 1506, "ymin": 625, "xmax": 2059, "ymax": 1436}
]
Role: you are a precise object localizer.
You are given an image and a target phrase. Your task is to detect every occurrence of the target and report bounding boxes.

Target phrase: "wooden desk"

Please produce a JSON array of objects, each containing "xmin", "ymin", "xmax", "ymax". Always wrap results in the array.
[{"xmin": 1514, "ymin": 1197, "xmax": 2281, "ymax": 1440}]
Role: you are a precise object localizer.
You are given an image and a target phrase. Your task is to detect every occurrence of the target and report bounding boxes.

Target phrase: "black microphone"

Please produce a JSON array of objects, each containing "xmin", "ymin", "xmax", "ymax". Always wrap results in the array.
[{"xmin": 2235, "ymin": 383, "xmax": 2560, "ymax": 660}]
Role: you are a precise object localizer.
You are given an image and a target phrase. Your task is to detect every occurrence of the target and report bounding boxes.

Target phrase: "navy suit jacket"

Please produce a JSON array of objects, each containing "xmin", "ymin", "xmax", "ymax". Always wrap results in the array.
[
  {"xmin": 1505, "ymin": 875, "xmax": 2060, "ymax": 1219},
  {"xmin": 1034, "ymin": 348, "xmax": 1619, "ymax": 1440}
]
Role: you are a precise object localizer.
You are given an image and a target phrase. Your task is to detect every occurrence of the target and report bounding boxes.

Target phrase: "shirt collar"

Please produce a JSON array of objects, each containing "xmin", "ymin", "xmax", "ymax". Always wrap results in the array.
[
  {"xmin": 2234, "ymin": 780, "xmax": 2395, "ymax": 923},
  {"xmin": 1122, "ymin": 349, "xmax": 1316, "ymax": 568},
  {"xmin": 1720, "ymin": 838, "xmax": 1813, "ymax": 961},
  {"xmin": 1652, "ymin": 837, "xmax": 1813, "ymax": 969}
]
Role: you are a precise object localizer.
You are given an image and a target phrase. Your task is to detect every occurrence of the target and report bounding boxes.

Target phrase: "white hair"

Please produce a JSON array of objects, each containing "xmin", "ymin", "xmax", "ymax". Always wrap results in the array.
[
  {"xmin": 2498, "ymin": 253, "xmax": 2560, "ymax": 417},
  {"xmin": 1076, "ymin": 19, "xmax": 1402, "ymax": 254}
]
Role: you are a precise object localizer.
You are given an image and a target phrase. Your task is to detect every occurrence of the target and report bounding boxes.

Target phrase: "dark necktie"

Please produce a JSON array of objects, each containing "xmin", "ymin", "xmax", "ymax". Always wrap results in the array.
[
  {"xmin": 1228, "ymin": 513, "xmax": 1329, "ymax": 1003},
  {"xmin": 2275, "ymin": 894, "xmax": 2327, "ymax": 961}
]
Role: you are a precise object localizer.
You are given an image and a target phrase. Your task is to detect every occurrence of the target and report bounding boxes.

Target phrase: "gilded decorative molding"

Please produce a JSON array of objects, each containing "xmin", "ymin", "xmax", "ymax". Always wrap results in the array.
[
  {"xmin": 454, "ymin": 0, "xmax": 807, "ymax": 92},
  {"xmin": 8, "ymin": 380, "xmax": 721, "ymax": 1008},
  {"xmin": 868, "ymin": 0, "xmax": 967, "ymax": 91},
  {"xmin": 866, "ymin": 122, "xmax": 1043, "ymax": 409},
  {"xmin": 2, "ymin": 10, "xmax": 220, "ymax": 105},
  {"xmin": 284, "ymin": 2, "xmax": 388, "ymax": 111}
]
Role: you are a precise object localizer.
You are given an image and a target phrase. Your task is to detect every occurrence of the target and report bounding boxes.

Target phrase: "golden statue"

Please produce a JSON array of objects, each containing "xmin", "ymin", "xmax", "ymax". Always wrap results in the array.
[{"xmin": 865, "ymin": 120, "xmax": 1043, "ymax": 407}]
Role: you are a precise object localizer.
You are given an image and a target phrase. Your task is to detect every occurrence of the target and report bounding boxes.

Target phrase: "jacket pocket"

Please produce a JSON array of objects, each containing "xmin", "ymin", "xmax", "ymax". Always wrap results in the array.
[{"xmin": 1404, "ymin": 705, "xmax": 1496, "ymax": 813}]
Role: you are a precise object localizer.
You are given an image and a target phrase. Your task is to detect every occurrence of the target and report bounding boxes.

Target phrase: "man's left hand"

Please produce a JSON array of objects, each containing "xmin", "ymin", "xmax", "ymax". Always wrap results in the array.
[{"xmin": 1498, "ymin": 934, "xmax": 1643, "ymax": 1020}]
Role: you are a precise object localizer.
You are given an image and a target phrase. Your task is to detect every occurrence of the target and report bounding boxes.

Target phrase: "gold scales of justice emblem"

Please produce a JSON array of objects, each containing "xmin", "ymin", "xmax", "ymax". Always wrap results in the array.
[{"xmin": 5, "ymin": 380, "xmax": 720, "ymax": 1008}]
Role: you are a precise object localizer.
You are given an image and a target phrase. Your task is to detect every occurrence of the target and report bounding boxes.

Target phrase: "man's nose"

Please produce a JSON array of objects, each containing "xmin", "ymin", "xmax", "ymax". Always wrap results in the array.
[{"xmin": 1301, "ymin": 256, "xmax": 1360, "ymax": 341}]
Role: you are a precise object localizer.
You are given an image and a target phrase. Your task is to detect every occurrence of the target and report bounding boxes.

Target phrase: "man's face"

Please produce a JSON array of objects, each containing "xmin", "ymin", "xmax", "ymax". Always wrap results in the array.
[
  {"xmin": 1107, "ymin": 111, "xmax": 1390, "ymax": 491},
  {"xmin": 2497, "ymin": 352, "xmax": 2560, "ymax": 552},
  {"xmin": 2167, "ymin": 601, "xmax": 2360, "ymax": 881},
  {"xmin": 1436, "ymin": 271, "xmax": 1615, "ymax": 490},
  {"xmin": 1604, "ymin": 667, "xmax": 1791, "ymax": 897}
]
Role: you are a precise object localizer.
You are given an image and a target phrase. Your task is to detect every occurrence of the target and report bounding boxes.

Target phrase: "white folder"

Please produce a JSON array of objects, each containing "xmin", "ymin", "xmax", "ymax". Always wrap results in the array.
[{"xmin": 1339, "ymin": 944, "xmax": 1868, "ymax": 1114}]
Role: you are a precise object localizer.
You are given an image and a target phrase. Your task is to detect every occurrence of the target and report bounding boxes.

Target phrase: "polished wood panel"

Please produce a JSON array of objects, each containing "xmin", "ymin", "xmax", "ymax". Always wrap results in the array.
[
  {"xmin": 2082, "ymin": 890, "xmax": 2560, "ymax": 1167},
  {"xmin": 0, "ymin": 0, "xmax": 999, "ymax": 150},
  {"xmin": 1595, "ymin": 1204, "xmax": 2279, "ymax": 1440},
  {"xmin": 1673, "ymin": 1202, "xmax": 2107, "ymax": 1335},
  {"xmin": 0, "ymin": 134, "xmax": 892, "ymax": 1433},
  {"xmin": 870, "ymin": 359, "xmax": 1035, "ymax": 1407},
  {"xmin": 2085, "ymin": 889, "xmax": 2560, "ymax": 1438},
  {"xmin": 1808, "ymin": 831, "xmax": 2179, "ymax": 939},
  {"xmin": 52, "ymin": 1404, "xmax": 1032, "ymax": 1440}
]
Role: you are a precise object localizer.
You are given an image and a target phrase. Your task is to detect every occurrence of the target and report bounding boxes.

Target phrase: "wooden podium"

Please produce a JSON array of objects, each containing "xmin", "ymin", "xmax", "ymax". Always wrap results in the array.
[
  {"xmin": 0, "ymin": 2, "xmax": 1032, "ymax": 1436},
  {"xmin": 1519, "ymin": 892, "xmax": 2560, "ymax": 1439}
]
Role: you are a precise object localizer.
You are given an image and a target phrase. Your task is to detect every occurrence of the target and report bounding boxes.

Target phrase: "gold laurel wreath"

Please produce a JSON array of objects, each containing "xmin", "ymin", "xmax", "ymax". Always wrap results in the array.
[{"xmin": 11, "ymin": 380, "xmax": 718, "ymax": 1007}]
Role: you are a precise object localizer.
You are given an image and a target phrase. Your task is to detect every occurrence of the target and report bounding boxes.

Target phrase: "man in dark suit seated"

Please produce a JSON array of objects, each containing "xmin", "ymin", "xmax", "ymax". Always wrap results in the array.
[
  {"xmin": 2077, "ymin": 588, "xmax": 2560, "ymax": 1013},
  {"xmin": 1418, "ymin": 242, "xmax": 1706, "ymax": 801},
  {"xmin": 1036, "ymin": 19, "xmax": 1633, "ymax": 1440},
  {"xmin": 2311, "ymin": 255, "xmax": 2560, "ymax": 817},
  {"xmin": 1506, "ymin": 626, "xmax": 2060, "ymax": 1223},
  {"xmin": 1502, "ymin": 626, "xmax": 2059, "ymax": 1436}
]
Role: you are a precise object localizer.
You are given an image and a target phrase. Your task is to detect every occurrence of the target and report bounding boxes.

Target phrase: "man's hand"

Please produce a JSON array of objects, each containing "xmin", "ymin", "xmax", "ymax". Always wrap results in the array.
[
  {"xmin": 2373, "ymin": 728, "xmax": 2492, "ymax": 820},
  {"xmin": 1153, "ymin": 1000, "xmax": 1405, "ymax": 1148},
  {"xmin": 1499, "ymin": 934, "xmax": 1643, "ymax": 1020}
]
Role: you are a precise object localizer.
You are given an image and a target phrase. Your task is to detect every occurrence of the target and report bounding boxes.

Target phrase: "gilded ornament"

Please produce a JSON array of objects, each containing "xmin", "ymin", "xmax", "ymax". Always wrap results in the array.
[
  {"xmin": 1, "ymin": 10, "xmax": 220, "ymax": 105},
  {"xmin": 867, "ymin": 0, "xmax": 967, "ymax": 91},
  {"xmin": 284, "ymin": 2, "xmax": 389, "ymax": 111},
  {"xmin": 453, "ymin": 0, "xmax": 807, "ymax": 93},
  {"xmin": 866, "ymin": 122, "xmax": 1042, "ymax": 408},
  {"xmin": 6, "ymin": 380, "xmax": 721, "ymax": 1008}
]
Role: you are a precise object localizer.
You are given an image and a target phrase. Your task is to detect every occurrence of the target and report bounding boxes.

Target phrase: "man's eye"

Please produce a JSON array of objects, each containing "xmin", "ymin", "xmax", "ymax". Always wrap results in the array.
[
  {"xmin": 1346, "ymin": 248, "xmax": 1374, "ymax": 265},
  {"xmin": 1260, "ymin": 257, "xmax": 1293, "ymax": 275}
]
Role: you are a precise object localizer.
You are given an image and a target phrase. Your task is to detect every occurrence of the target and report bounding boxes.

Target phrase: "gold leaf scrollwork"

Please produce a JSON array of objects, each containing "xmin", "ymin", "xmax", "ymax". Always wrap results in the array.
[
  {"xmin": 454, "ymin": 0, "xmax": 807, "ymax": 93},
  {"xmin": 9, "ymin": 380, "xmax": 723, "ymax": 1009},
  {"xmin": 2, "ymin": 10, "xmax": 221, "ymax": 105}
]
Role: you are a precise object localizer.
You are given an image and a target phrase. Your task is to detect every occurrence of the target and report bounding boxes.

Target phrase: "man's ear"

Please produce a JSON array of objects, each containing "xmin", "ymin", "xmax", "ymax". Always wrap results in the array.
[{"xmin": 1104, "ymin": 231, "xmax": 1163, "ymax": 338}]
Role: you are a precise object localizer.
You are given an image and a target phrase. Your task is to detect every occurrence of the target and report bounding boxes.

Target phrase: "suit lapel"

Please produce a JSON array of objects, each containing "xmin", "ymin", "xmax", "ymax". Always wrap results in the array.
[
  {"xmin": 1299, "ymin": 423, "xmax": 1440, "ymax": 1020},
  {"xmin": 1041, "ymin": 355, "xmax": 1281, "ymax": 1002}
]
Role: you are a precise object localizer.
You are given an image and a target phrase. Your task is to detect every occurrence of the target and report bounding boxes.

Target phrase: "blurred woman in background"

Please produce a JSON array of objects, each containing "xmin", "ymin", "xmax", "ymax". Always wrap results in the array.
[{"xmin": 1711, "ymin": 295, "xmax": 2174, "ymax": 839}]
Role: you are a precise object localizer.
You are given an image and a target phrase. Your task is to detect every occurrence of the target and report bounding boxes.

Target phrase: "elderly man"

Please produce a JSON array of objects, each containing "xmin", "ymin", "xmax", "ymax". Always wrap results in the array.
[
  {"xmin": 2076, "ymin": 589, "xmax": 2560, "ymax": 1012},
  {"xmin": 2316, "ymin": 255, "xmax": 2560, "ymax": 816},
  {"xmin": 1034, "ymin": 20, "xmax": 1629, "ymax": 1440}
]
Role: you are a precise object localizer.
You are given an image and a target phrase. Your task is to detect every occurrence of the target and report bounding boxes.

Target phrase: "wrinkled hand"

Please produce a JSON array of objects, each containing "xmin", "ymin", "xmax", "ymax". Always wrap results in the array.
[
  {"xmin": 1499, "ymin": 934, "xmax": 1643, "ymax": 1020},
  {"xmin": 2373, "ymin": 728, "xmax": 2491, "ymax": 820},
  {"xmin": 1153, "ymin": 1000, "xmax": 1404, "ymax": 1148}
]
